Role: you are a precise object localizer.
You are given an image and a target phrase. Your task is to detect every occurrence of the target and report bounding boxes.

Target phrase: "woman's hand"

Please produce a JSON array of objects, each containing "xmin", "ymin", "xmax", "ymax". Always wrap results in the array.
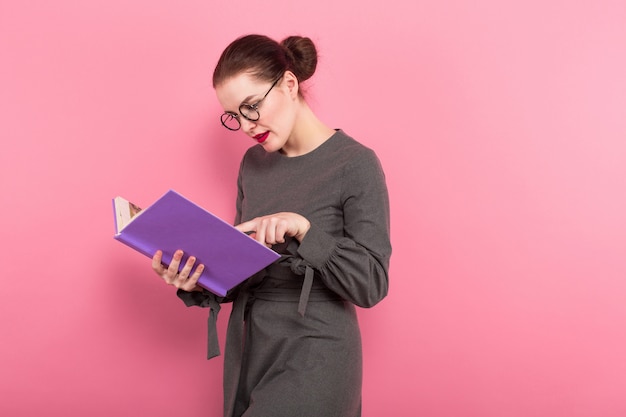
[
  {"xmin": 235, "ymin": 212, "xmax": 311, "ymax": 247},
  {"xmin": 151, "ymin": 249, "xmax": 204, "ymax": 292}
]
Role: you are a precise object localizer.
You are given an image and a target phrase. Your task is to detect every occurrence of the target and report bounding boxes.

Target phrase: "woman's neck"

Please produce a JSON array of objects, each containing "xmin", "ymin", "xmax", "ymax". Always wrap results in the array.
[{"xmin": 281, "ymin": 102, "xmax": 335, "ymax": 157}]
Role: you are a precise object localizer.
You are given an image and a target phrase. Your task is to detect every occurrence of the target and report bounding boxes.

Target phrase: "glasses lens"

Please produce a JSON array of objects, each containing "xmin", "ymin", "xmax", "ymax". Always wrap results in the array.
[
  {"xmin": 240, "ymin": 105, "xmax": 260, "ymax": 122},
  {"xmin": 221, "ymin": 113, "xmax": 240, "ymax": 131}
]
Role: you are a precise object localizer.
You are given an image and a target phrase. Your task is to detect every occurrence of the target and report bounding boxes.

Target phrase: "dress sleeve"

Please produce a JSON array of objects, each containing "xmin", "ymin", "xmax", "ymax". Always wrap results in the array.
[
  {"xmin": 296, "ymin": 148, "xmax": 392, "ymax": 308},
  {"xmin": 234, "ymin": 156, "xmax": 245, "ymax": 226}
]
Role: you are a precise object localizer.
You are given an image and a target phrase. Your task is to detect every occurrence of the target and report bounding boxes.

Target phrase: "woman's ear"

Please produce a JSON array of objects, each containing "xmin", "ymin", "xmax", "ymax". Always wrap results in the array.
[{"xmin": 282, "ymin": 71, "xmax": 300, "ymax": 100}]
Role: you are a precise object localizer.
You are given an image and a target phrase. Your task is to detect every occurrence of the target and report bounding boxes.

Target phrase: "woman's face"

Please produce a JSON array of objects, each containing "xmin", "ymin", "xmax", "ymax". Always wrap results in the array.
[{"xmin": 215, "ymin": 72, "xmax": 298, "ymax": 153}]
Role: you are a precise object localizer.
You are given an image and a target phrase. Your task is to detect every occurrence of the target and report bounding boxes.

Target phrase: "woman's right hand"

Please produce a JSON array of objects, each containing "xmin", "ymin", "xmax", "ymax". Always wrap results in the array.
[{"xmin": 151, "ymin": 249, "xmax": 204, "ymax": 292}]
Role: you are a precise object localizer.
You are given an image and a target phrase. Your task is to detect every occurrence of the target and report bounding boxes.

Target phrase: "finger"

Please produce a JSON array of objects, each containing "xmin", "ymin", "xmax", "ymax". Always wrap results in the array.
[
  {"xmin": 255, "ymin": 218, "xmax": 268, "ymax": 246},
  {"xmin": 235, "ymin": 219, "xmax": 257, "ymax": 235},
  {"xmin": 181, "ymin": 264, "xmax": 204, "ymax": 291},
  {"xmin": 152, "ymin": 250, "xmax": 165, "ymax": 274},
  {"xmin": 164, "ymin": 250, "xmax": 184, "ymax": 282},
  {"xmin": 274, "ymin": 218, "xmax": 288, "ymax": 243},
  {"xmin": 176, "ymin": 256, "xmax": 197, "ymax": 282},
  {"xmin": 266, "ymin": 217, "xmax": 288, "ymax": 245},
  {"xmin": 263, "ymin": 217, "xmax": 277, "ymax": 244}
]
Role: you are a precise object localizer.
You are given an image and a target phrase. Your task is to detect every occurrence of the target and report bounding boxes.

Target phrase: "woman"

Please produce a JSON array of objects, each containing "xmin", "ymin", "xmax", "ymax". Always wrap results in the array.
[{"xmin": 152, "ymin": 34, "xmax": 391, "ymax": 417}]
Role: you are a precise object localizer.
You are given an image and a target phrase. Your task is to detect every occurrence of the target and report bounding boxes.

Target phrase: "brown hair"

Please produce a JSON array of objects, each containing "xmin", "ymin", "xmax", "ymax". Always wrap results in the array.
[{"xmin": 212, "ymin": 34, "xmax": 318, "ymax": 92}]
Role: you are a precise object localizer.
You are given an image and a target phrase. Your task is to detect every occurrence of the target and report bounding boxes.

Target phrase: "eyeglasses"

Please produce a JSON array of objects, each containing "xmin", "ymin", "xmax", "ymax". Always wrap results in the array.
[{"xmin": 220, "ymin": 78, "xmax": 281, "ymax": 131}]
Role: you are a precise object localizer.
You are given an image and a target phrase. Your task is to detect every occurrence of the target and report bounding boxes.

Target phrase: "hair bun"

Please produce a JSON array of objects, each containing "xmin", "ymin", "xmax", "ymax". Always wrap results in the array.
[
  {"xmin": 213, "ymin": 34, "xmax": 319, "ymax": 89},
  {"xmin": 281, "ymin": 36, "xmax": 318, "ymax": 82}
]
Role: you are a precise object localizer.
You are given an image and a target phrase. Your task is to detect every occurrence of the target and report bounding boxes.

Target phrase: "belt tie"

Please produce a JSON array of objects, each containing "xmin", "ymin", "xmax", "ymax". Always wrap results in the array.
[
  {"xmin": 175, "ymin": 289, "xmax": 222, "ymax": 359},
  {"xmin": 286, "ymin": 256, "xmax": 314, "ymax": 316}
]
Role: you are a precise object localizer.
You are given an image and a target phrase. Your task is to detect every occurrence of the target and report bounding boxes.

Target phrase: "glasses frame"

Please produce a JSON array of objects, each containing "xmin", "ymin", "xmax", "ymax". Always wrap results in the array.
[{"xmin": 220, "ymin": 77, "xmax": 281, "ymax": 131}]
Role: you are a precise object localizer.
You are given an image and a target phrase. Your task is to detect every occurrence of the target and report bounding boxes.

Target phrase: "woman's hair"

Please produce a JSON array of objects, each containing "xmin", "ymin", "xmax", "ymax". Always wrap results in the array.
[{"xmin": 212, "ymin": 34, "xmax": 318, "ymax": 92}]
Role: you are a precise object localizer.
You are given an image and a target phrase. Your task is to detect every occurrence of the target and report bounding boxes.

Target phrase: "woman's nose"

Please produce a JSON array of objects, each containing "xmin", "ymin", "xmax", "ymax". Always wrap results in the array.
[{"xmin": 239, "ymin": 117, "xmax": 256, "ymax": 133}]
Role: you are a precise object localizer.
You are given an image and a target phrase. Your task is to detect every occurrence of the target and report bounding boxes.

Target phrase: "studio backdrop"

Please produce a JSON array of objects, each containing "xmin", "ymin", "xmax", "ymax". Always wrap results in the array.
[{"xmin": 1, "ymin": 0, "xmax": 625, "ymax": 416}]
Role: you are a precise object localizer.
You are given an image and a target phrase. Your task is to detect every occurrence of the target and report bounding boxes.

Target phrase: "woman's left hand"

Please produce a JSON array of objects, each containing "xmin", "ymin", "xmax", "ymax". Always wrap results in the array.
[{"xmin": 235, "ymin": 212, "xmax": 311, "ymax": 247}]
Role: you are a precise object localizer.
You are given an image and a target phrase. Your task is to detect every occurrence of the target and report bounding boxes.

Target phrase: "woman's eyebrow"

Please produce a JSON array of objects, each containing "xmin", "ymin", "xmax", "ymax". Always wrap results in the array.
[
  {"xmin": 225, "ymin": 96, "xmax": 255, "ymax": 113},
  {"xmin": 240, "ymin": 93, "xmax": 259, "ymax": 104}
]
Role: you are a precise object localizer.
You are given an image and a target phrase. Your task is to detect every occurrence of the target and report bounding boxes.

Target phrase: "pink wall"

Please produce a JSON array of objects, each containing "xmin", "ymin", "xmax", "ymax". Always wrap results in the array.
[{"xmin": 1, "ymin": 1, "xmax": 625, "ymax": 416}]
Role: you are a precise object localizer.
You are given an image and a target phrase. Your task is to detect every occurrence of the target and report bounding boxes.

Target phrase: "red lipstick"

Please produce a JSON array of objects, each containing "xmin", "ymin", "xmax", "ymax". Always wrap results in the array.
[{"xmin": 254, "ymin": 132, "xmax": 269, "ymax": 143}]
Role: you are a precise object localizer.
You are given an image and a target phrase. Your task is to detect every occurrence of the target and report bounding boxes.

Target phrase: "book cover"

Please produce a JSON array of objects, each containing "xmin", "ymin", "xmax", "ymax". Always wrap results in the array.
[{"xmin": 112, "ymin": 190, "xmax": 280, "ymax": 296}]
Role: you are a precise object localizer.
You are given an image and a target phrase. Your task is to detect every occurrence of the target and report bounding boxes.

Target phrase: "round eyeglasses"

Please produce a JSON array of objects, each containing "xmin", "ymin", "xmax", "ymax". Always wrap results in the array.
[{"xmin": 220, "ymin": 78, "xmax": 281, "ymax": 131}]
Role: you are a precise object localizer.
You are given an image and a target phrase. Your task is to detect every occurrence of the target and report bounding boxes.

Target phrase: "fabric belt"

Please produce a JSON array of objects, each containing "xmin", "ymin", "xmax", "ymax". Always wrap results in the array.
[{"xmin": 179, "ymin": 257, "xmax": 339, "ymax": 361}]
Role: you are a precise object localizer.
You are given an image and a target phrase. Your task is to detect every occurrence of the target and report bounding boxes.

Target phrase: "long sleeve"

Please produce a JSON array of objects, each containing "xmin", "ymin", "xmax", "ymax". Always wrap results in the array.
[{"xmin": 296, "ymin": 148, "xmax": 391, "ymax": 307}]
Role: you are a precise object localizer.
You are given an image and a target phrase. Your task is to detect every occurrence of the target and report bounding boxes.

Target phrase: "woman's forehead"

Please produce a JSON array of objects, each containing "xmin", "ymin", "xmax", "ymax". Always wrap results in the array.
[{"xmin": 216, "ymin": 73, "xmax": 264, "ymax": 108}]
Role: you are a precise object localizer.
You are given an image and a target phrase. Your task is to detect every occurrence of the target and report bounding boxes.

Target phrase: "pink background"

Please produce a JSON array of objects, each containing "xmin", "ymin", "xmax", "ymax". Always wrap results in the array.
[{"xmin": 1, "ymin": 1, "xmax": 625, "ymax": 416}]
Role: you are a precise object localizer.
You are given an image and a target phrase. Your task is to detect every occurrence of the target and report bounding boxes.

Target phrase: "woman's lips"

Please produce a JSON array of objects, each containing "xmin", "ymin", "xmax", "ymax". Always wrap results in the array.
[{"xmin": 254, "ymin": 131, "xmax": 269, "ymax": 143}]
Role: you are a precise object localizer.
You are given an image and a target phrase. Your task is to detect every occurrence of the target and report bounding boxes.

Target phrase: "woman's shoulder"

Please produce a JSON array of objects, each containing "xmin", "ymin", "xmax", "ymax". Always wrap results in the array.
[
  {"xmin": 327, "ymin": 130, "xmax": 381, "ymax": 164},
  {"xmin": 239, "ymin": 143, "xmax": 273, "ymax": 169}
]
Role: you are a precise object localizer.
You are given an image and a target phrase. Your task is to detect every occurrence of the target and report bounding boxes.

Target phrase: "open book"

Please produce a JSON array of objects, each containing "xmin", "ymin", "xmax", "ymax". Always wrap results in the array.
[{"xmin": 113, "ymin": 190, "xmax": 280, "ymax": 296}]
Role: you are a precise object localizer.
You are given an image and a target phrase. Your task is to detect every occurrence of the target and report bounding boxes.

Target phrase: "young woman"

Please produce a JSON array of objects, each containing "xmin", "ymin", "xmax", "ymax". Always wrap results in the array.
[{"xmin": 152, "ymin": 34, "xmax": 391, "ymax": 417}]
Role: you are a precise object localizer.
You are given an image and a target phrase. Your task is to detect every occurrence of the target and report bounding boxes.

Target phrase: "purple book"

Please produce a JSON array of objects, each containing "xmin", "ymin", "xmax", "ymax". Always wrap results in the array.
[{"xmin": 113, "ymin": 190, "xmax": 280, "ymax": 296}]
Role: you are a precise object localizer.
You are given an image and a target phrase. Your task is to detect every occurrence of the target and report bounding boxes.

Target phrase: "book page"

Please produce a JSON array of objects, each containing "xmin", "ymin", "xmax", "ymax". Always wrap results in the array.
[{"xmin": 113, "ymin": 196, "xmax": 143, "ymax": 233}]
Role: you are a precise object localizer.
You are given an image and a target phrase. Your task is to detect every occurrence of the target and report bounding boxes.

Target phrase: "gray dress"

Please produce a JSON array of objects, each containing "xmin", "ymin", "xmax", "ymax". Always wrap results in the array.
[{"xmin": 179, "ymin": 130, "xmax": 391, "ymax": 417}]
